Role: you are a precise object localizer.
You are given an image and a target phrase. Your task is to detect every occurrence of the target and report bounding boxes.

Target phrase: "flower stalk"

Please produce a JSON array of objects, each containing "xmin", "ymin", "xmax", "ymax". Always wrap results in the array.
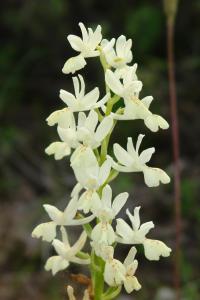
[{"xmin": 164, "ymin": 1, "xmax": 181, "ymax": 299}]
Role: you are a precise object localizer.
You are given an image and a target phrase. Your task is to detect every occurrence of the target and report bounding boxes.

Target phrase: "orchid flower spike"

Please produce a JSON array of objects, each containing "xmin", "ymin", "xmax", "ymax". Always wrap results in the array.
[{"xmin": 35, "ymin": 22, "xmax": 172, "ymax": 297}]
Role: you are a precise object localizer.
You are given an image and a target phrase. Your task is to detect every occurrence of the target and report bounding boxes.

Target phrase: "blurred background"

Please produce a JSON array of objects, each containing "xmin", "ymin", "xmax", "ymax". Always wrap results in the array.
[{"xmin": 0, "ymin": 0, "xmax": 200, "ymax": 299}]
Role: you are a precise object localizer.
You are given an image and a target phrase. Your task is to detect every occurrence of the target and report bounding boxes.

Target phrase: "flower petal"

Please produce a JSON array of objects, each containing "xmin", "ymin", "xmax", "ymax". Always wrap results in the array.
[
  {"xmin": 46, "ymin": 108, "xmax": 71, "ymax": 127},
  {"xmin": 59, "ymin": 89, "xmax": 76, "ymax": 107},
  {"xmin": 124, "ymin": 246, "xmax": 137, "ymax": 267},
  {"xmin": 45, "ymin": 256, "xmax": 69, "ymax": 275},
  {"xmin": 105, "ymin": 70, "xmax": 123, "ymax": 95},
  {"xmin": 104, "ymin": 259, "xmax": 126, "ymax": 286},
  {"xmin": 95, "ymin": 116, "xmax": 113, "ymax": 142},
  {"xmin": 98, "ymin": 158, "xmax": 112, "ymax": 186},
  {"xmin": 116, "ymin": 218, "xmax": 133, "ymax": 241},
  {"xmin": 126, "ymin": 207, "xmax": 141, "ymax": 231},
  {"xmin": 112, "ymin": 192, "xmax": 128, "ymax": 216},
  {"xmin": 141, "ymin": 96, "xmax": 153, "ymax": 109},
  {"xmin": 135, "ymin": 134, "xmax": 145, "ymax": 153},
  {"xmin": 52, "ymin": 239, "xmax": 67, "ymax": 257},
  {"xmin": 139, "ymin": 147, "xmax": 155, "ymax": 164},
  {"xmin": 71, "ymin": 231, "xmax": 88, "ymax": 254},
  {"xmin": 143, "ymin": 239, "xmax": 172, "ymax": 261},
  {"xmin": 43, "ymin": 204, "xmax": 63, "ymax": 223},
  {"xmin": 67, "ymin": 35, "xmax": 84, "ymax": 52},
  {"xmin": 62, "ymin": 54, "xmax": 86, "ymax": 74},
  {"xmin": 91, "ymin": 222, "xmax": 115, "ymax": 245},
  {"xmin": 124, "ymin": 276, "xmax": 141, "ymax": 293},
  {"xmin": 143, "ymin": 167, "xmax": 170, "ymax": 187},
  {"xmin": 32, "ymin": 221, "xmax": 57, "ymax": 242},
  {"xmin": 101, "ymin": 185, "xmax": 112, "ymax": 209},
  {"xmin": 84, "ymin": 110, "xmax": 99, "ymax": 132},
  {"xmin": 45, "ymin": 142, "xmax": 71, "ymax": 160},
  {"xmin": 144, "ymin": 114, "xmax": 169, "ymax": 132},
  {"xmin": 63, "ymin": 196, "xmax": 78, "ymax": 221},
  {"xmin": 82, "ymin": 87, "xmax": 99, "ymax": 107},
  {"xmin": 113, "ymin": 143, "xmax": 133, "ymax": 166},
  {"xmin": 139, "ymin": 221, "xmax": 154, "ymax": 237}
]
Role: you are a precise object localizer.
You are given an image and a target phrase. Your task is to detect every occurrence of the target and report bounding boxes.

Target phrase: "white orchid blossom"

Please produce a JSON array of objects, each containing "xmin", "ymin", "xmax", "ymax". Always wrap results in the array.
[
  {"xmin": 45, "ymin": 110, "xmax": 113, "ymax": 160},
  {"xmin": 91, "ymin": 185, "xmax": 128, "ymax": 246},
  {"xmin": 45, "ymin": 110, "xmax": 78, "ymax": 159},
  {"xmin": 103, "ymin": 246, "xmax": 126, "ymax": 286},
  {"xmin": 45, "ymin": 227, "xmax": 89, "ymax": 275},
  {"xmin": 106, "ymin": 69, "xmax": 169, "ymax": 132},
  {"xmin": 68, "ymin": 22, "xmax": 102, "ymax": 58},
  {"xmin": 105, "ymin": 69, "xmax": 142, "ymax": 101},
  {"xmin": 123, "ymin": 247, "xmax": 141, "ymax": 293},
  {"xmin": 76, "ymin": 110, "xmax": 113, "ymax": 148},
  {"xmin": 116, "ymin": 206, "xmax": 172, "ymax": 261},
  {"xmin": 109, "ymin": 134, "xmax": 170, "ymax": 187},
  {"xmin": 71, "ymin": 145, "xmax": 111, "ymax": 191},
  {"xmin": 112, "ymin": 94, "xmax": 169, "ymax": 132},
  {"xmin": 71, "ymin": 184, "xmax": 94, "ymax": 214},
  {"xmin": 115, "ymin": 63, "xmax": 138, "ymax": 79},
  {"xmin": 100, "ymin": 38, "xmax": 116, "ymax": 56},
  {"xmin": 32, "ymin": 196, "xmax": 94, "ymax": 242},
  {"xmin": 60, "ymin": 74, "xmax": 109, "ymax": 112},
  {"xmin": 104, "ymin": 35, "xmax": 133, "ymax": 70},
  {"xmin": 70, "ymin": 146, "xmax": 112, "ymax": 213},
  {"xmin": 63, "ymin": 23, "xmax": 102, "ymax": 74},
  {"xmin": 103, "ymin": 246, "xmax": 141, "ymax": 293},
  {"xmin": 34, "ymin": 23, "xmax": 172, "ymax": 298}
]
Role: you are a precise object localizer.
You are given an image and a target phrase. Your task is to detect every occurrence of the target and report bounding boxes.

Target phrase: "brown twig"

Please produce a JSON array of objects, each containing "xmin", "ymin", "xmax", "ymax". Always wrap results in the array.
[
  {"xmin": 70, "ymin": 273, "xmax": 93, "ymax": 299},
  {"xmin": 164, "ymin": 1, "xmax": 181, "ymax": 299}
]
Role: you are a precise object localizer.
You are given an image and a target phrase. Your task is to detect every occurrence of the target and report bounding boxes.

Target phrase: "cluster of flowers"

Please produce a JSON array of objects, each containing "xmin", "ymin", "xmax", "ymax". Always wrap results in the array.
[{"xmin": 32, "ymin": 23, "xmax": 171, "ymax": 298}]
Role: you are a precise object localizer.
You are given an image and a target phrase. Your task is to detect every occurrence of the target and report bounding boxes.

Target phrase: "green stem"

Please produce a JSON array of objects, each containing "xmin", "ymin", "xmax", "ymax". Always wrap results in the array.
[
  {"xmin": 100, "ymin": 138, "xmax": 108, "ymax": 164},
  {"xmin": 98, "ymin": 49, "xmax": 110, "ymax": 93},
  {"xmin": 94, "ymin": 148, "xmax": 101, "ymax": 164},
  {"xmin": 82, "ymin": 222, "xmax": 92, "ymax": 238},
  {"xmin": 89, "ymin": 48, "xmax": 122, "ymax": 300},
  {"xmin": 91, "ymin": 252, "xmax": 105, "ymax": 300},
  {"xmin": 100, "ymin": 118, "xmax": 117, "ymax": 164},
  {"xmin": 76, "ymin": 251, "xmax": 90, "ymax": 260},
  {"xmin": 103, "ymin": 286, "xmax": 122, "ymax": 300},
  {"xmin": 105, "ymin": 95, "xmax": 120, "ymax": 116},
  {"xmin": 106, "ymin": 169, "xmax": 119, "ymax": 184},
  {"xmin": 95, "ymin": 108, "xmax": 104, "ymax": 121}
]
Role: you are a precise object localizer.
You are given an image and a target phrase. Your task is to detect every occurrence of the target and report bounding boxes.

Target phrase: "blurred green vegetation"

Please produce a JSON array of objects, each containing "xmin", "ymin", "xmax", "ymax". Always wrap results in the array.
[{"xmin": 0, "ymin": 0, "xmax": 200, "ymax": 299}]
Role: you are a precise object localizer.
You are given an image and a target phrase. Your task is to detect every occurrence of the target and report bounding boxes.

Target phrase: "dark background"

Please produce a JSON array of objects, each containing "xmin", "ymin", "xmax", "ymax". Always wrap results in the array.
[{"xmin": 0, "ymin": 0, "xmax": 200, "ymax": 299}]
